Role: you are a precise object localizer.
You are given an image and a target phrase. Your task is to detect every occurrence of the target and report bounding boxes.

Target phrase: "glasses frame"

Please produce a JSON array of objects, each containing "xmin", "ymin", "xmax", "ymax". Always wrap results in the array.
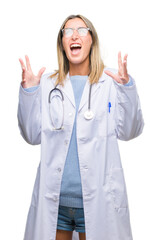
[{"xmin": 62, "ymin": 27, "xmax": 91, "ymax": 38}]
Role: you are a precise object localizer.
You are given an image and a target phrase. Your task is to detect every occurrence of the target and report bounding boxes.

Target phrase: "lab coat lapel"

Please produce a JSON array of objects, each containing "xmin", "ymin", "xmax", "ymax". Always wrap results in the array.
[
  {"xmin": 78, "ymin": 73, "xmax": 106, "ymax": 112},
  {"xmin": 59, "ymin": 74, "xmax": 75, "ymax": 108}
]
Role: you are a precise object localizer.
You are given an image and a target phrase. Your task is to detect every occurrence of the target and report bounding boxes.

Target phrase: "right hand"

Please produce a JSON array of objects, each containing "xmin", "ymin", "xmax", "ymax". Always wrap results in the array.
[
  {"xmin": 104, "ymin": 52, "xmax": 129, "ymax": 85},
  {"xmin": 19, "ymin": 55, "xmax": 46, "ymax": 88}
]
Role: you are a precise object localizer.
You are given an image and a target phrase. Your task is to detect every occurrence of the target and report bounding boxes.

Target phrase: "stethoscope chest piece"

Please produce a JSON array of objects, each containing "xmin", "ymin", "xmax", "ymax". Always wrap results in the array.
[{"xmin": 84, "ymin": 110, "xmax": 94, "ymax": 120}]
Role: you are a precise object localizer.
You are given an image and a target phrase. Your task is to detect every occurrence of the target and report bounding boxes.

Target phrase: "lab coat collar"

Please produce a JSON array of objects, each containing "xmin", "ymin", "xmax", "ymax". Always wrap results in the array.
[
  {"xmin": 55, "ymin": 71, "xmax": 107, "ymax": 110},
  {"xmin": 98, "ymin": 70, "xmax": 107, "ymax": 82},
  {"xmin": 58, "ymin": 73, "xmax": 76, "ymax": 108},
  {"xmin": 78, "ymin": 71, "xmax": 107, "ymax": 111}
]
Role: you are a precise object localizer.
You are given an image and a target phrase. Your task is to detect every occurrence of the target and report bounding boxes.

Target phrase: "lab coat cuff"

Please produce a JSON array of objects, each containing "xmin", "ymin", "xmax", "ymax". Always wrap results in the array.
[
  {"xmin": 23, "ymin": 85, "xmax": 39, "ymax": 92},
  {"xmin": 124, "ymin": 76, "xmax": 134, "ymax": 86},
  {"xmin": 113, "ymin": 75, "xmax": 137, "ymax": 104},
  {"xmin": 19, "ymin": 84, "xmax": 40, "ymax": 96},
  {"xmin": 113, "ymin": 75, "xmax": 135, "ymax": 89}
]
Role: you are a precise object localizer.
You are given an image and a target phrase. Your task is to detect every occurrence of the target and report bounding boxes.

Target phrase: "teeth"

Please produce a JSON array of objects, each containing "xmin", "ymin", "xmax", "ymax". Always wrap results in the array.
[{"xmin": 70, "ymin": 44, "xmax": 81, "ymax": 48}]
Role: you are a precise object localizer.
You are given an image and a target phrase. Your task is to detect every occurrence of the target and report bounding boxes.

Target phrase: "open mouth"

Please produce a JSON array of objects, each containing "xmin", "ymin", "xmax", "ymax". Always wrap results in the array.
[{"xmin": 70, "ymin": 43, "xmax": 82, "ymax": 55}]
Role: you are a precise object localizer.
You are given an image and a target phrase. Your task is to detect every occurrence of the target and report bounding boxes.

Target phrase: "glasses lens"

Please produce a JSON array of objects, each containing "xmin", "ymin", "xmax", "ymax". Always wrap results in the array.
[
  {"xmin": 63, "ymin": 27, "xmax": 89, "ymax": 37},
  {"xmin": 63, "ymin": 28, "xmax": 73, "ymax": 37},
  {"xmin": 78, "ymin": 27, "xmax": 89, "ymax": 36}
]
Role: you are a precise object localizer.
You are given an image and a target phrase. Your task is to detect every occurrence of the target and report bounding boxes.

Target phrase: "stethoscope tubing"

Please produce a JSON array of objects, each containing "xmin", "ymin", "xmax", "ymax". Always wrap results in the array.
[
  {"xmin": 48, "ymin": 83, "xmax": 94, "ymax": 130},
  {"xmin": 88, "ymin": 84, "xmax": 92, "ymax": 111},
  {"xmin": 48, "ymin": 84, "xmax": 64, "ymax": 103},
  {"xmin": 49, "ymin": 84, "xmax": 65, "ymax": 130}
]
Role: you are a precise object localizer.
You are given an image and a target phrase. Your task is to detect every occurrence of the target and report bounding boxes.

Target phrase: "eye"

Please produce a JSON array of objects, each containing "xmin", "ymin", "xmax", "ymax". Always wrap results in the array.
[
  {"xmin": 78, "ymin": 27, "xmax": 89, "ymax": 36},
  {"xmin": 63, "ymin": 28, "xmax": 73, "ymax": 37}
]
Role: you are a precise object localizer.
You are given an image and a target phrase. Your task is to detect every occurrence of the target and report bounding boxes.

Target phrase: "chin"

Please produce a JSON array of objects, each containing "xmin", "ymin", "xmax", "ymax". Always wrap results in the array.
[
  {"xmin": 69, "ymin": 57, "xmax": 84, "ymax": 65},
  {"xmin": 69, "ymin": 55, "xmax": 89, "ymax": 66}
]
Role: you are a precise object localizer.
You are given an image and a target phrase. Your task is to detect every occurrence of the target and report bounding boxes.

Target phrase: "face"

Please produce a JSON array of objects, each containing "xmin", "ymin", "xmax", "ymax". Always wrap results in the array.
[{"xmin": 62, "ymin": 18, "xmax": 93, "ymax": 71}]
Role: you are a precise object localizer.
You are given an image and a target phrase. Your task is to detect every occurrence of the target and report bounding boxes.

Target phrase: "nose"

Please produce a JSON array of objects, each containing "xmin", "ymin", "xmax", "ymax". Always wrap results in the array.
[{"xmin": 71, "ymin": 29, "xmax": 79, "ymax": 40}]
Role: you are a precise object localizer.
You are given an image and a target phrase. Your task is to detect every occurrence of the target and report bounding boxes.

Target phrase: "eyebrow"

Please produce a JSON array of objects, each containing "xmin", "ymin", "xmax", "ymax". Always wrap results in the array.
[{"xmin": 64, "ymin": 25, "xmax": 87, "ymax": 29}]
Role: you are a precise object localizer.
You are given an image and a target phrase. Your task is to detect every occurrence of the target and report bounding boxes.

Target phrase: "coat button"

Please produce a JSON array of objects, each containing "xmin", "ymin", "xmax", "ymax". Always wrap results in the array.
[
  {"xmin": 58, "ymin": 168, "xmax": 61, "ymax": 172},
  {"xmin": 64, "ymin": 140, "xmax": 69, "ymax": 145},
  {"xmin": 53, "ymin": 196, "xmax": 58, "ymax": 201},
  {"xmin": 83, "ymin": 165, "xmax": 88, "ymax": 170}
]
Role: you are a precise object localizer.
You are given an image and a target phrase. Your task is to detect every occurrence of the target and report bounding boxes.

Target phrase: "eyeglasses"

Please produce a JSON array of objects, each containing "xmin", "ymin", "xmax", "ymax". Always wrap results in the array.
[{"xmin": 62, "ymin": 27, "xmax": 91, "ymax": 38}]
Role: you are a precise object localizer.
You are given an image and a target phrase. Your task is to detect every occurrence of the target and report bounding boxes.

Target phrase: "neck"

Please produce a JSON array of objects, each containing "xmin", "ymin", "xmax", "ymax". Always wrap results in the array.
[{"xmin": 69, "ymin": 61, "xmax": 90, "ymax": 76}]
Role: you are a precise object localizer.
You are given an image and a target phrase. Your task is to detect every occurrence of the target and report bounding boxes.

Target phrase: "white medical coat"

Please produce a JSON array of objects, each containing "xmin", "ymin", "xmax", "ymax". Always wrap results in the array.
[{"xmin": 18, "ymin": 69, "xmax": 144, "ymax": 240}]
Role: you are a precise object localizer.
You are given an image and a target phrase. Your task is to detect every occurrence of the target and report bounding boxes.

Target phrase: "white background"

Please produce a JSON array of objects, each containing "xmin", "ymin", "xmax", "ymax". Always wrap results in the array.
[{"xmin": 0, "ymin": 0, "xmax": 162, "ymax": 239}]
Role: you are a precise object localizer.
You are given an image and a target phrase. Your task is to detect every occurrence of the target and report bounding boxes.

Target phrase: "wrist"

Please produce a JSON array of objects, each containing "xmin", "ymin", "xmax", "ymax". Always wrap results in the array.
[{"xmin": 21, "ymin": 81, "xmax": 39, "ymax": 89}]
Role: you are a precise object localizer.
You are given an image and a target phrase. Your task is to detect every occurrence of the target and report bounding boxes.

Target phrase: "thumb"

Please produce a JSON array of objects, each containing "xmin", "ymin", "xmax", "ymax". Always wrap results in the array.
[
  {"xmin": 104, "ymin": 70, "xmax": 121, "ymax": 84},
  {"xmin": 104, "ymin": 70, "xmax": 115, "ymax": 79},
  {"xmin": 37, "ymin": 67, "xmax": 46, "ymax": 79}
]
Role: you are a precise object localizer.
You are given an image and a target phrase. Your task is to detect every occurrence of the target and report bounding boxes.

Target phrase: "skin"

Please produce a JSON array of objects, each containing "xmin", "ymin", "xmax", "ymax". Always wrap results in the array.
[
  {"xmin": 104, "ymin": 51, "xmax": 129, "ymax": 84},
  {"xmin": 55, "ymin": 230, "xmax": 86, "ymax": 240},
  {"xmin": 62, "ymin": 18, "xmax": 92, "ymax": 76},
  {"xmin": 19, "ymin": 52, "xmax": 129, "ymax": 89},
  {"xmin": 19, "ymin": 55, "xmax": 46, "ymax": 88},
  {"xmin": 19, "ymin": 17, "xmax": 129, "ymax": 240},
  {"xmin": 19, "ymin": 19, "xmax": 129, "ymax": 86}
]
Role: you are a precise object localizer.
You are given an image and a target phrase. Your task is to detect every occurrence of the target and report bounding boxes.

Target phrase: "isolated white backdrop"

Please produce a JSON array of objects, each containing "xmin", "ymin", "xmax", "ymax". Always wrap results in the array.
[{"xmin": 0, "ymin": 0, "xmax": 162, "ymax": 239}]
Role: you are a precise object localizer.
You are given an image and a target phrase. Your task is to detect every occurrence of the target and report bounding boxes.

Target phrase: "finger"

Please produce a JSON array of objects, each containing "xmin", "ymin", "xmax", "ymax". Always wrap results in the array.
[
  {"xmin": 104, "ymin": 70, "xmax": 121, "ymax": 83},
  {"xmin": 104, "ymin": 70, "xmax": 115, "ymax": 78},
  {"xmin": 123, "ymin": 54, "xmax": 128, "ymax": 77},
  {"xmin": 19, "ymin": 58, "xmax": 26, "ymax": 70},
  {"xmin": 21, "ymin": 79, "xmax": 27, "ymax": 88},
  {"xmin": 118, "ymin": 51, "xmax": 122, "ymax": 75},
  {"xmin": 123, "ymin": 61, "xmax": 128, "ymax": 77},
  {"xmin": 25, "ymin": 55, "xmax": 32, "ymax": 71},
  {"xmin": 37, "ymin": 67, "xmax": 46, "ymax": 79},
  {"xmin": 123, "ymin": 53, "xmax": 128, "ymax": 62},
  {"xmin": 118, "ymin": 51, "xmax": 122, "ymax": 66},
  {"xmin": 19, "ymin": 58, "xmax": 27, "ymax": 82},
  {"xmin": 22, "ymin": 68, "xmax": 26, "ymax": 81}
]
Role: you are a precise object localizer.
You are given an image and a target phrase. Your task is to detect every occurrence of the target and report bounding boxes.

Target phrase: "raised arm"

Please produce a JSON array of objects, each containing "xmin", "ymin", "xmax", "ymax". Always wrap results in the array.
[
  {"xmin": 105, "ymin": 52, "xmax": 144, "ymax": 141},
  {"xmin": 18, "ymin": 56, "xmax": 45, "ymax": 145},
  {"xmin": 19, "ymin": 55, "xmax": 45, "ymax": 88}
]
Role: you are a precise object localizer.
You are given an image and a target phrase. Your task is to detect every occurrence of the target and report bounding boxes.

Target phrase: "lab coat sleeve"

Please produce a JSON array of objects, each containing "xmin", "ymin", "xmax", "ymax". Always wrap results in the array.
[
  {"xmin": 113, "ymin": 77, "xmax": 144, "ymax": 141},
  {"xmin": 17, "ymin": 84, "xmax": 41, "ymax": 145}
]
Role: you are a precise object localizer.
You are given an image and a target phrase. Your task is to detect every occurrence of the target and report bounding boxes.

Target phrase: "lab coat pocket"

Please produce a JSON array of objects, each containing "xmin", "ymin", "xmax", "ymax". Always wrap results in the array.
[
  {"xmin": 49, "ymin": 93, "xmax": 64, "ymax": 129},
  {"xmin": 110, "ymin": 168, "xmax": 128, "ymax": 210},
  {"xmin": 31, "ymin": 163, "xmax": 40, "ymax": 207},
  {"xmin": 49, "ymin": 91, "xmax": 73, "ymax": 129},
  {"xmin": 94, "ymin": 110, "xmax": 109, "ymax": 137}
]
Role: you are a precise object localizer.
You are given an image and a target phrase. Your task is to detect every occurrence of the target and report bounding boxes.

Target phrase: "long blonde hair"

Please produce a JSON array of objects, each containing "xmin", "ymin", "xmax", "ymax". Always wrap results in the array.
[{"xmin": 51, "ymin": 14, "xmax": 104, "ymax": 85}]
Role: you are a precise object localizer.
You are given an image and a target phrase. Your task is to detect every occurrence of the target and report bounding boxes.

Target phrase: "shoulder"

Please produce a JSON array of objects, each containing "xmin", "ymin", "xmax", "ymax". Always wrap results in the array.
[{"xmin": 40, "ymin": 72, "xmax": 58, "ymax": 86}]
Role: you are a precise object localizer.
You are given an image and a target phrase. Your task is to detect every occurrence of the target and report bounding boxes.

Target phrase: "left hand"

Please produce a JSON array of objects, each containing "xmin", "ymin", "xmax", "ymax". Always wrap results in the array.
[{"xmin": 104, "ymin": 52, "xmax": 129, "ymax": 85}]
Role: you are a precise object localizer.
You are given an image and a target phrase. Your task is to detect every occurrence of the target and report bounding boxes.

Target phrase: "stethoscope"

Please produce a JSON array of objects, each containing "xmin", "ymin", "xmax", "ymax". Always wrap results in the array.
[{"xmin": 48, "ymin": 84, "xmax": 94, "ymax": 130}]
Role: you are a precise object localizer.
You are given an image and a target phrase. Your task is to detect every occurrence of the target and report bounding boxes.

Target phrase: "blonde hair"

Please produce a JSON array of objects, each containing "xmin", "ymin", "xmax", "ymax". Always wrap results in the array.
[{"xmin": 51, "ymin": 14, "xmax": 104, "ymax": 85}]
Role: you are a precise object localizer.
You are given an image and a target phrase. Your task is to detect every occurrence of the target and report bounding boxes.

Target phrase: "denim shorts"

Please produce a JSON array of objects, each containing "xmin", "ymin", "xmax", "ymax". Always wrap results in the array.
[{"xmin": 57, "ymin": 205, "xmax": 85, "ymax": 233}]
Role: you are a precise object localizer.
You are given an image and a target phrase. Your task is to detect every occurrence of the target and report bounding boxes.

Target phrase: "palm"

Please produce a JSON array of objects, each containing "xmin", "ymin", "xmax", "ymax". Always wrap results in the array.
[
  {"xmin": 104, "ymin": 52, "xmax": 129, "ymax": 85},
  {"xmin": 19, "ymin": 55, "xmax": 45, "ymax": 88}
]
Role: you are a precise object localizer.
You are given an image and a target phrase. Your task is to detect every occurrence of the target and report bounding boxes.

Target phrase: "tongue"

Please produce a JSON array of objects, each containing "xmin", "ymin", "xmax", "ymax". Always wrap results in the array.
[{"xmin": 71, "ymin": 47, "xmax": 81, "ymax": 55}]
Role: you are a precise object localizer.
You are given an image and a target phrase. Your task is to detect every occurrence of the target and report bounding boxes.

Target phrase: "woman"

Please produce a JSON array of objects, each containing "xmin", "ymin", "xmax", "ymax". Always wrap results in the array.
[{"xmin": 18, "ymin": 14, "xmax": 144, "ymax": 240}]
